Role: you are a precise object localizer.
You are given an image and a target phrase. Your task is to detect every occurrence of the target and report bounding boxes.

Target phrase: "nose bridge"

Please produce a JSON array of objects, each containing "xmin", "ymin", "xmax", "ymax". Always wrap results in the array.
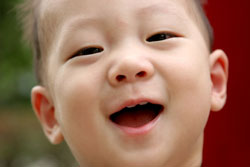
[{"xmin": 108, "ymin": 44, "xmax": 154, "ymax": 86}]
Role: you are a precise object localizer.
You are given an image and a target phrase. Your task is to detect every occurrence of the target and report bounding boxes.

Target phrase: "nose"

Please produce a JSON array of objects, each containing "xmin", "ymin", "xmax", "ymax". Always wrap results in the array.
[{"xmin": 108, "ymin": 56, "xmax": 154, "ymax": 86}]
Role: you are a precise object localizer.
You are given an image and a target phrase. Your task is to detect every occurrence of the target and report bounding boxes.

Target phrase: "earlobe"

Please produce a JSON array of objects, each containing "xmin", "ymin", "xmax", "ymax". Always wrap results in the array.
[
  {"xmin": 210, "ymin": 49, "xmax": 229, "ymax": 112},
  {"xmin": 31, "ymin": 86, "xmax": 64, "ymax": 144}
]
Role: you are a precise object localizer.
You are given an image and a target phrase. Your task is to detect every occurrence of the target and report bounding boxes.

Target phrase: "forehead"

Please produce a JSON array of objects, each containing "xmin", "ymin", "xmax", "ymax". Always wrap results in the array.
[
  {"xmin": 40, "ymin": 0, "xmax": 189, "ymax": 13},
  {"xmin": 39, "ymin": 0, "xmax": 194, "ymax": 26},
  {"xmin": 37, "ymin": 0, "xmax": 198, "ymax": 56}
]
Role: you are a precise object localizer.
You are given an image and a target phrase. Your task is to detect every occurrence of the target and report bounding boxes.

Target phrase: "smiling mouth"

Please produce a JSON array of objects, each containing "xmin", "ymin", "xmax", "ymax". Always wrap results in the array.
[{"xmin": 110, "ymin": 103, "xmax": 163, "ymax": 128}]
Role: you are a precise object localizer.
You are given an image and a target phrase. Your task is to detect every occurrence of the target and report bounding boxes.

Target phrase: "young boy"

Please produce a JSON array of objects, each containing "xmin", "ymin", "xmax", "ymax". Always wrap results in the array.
[{"xmin": 21, "ymin": 0, "xmax": 228, "ymax": 166}]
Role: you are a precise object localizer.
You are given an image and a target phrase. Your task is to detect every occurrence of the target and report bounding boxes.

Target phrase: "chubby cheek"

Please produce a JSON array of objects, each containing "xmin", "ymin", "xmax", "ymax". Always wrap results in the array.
[
  {"xmin": 51, "ymin": 66, "xmax": 106, "ymax": 152},
  {"xmin": 158, "ymin": 49, "xmax": 212, "ymax": 139}
]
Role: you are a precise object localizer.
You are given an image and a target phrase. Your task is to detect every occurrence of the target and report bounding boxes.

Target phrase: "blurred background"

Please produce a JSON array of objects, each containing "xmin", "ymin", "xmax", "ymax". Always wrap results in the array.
[
  {"xmin": 203, "ymin": 0, "xmax": 250, "ymax": 166},
  {"xmin": 0, "ymin": 0, "xmax": 250, "ymax": 167},
  {"xmin": 0, "ymin": 0, "xmax": 77, "ymax": 167}
]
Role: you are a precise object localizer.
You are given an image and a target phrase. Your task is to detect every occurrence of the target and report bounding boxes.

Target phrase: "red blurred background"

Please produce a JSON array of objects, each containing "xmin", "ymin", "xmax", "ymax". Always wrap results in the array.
[{"xmin": 203, "ymin": 0, "xmax": 250, "ymax": 166}]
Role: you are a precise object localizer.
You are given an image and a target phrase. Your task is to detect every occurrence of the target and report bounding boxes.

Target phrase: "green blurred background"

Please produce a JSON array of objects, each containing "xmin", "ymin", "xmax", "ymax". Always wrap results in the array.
[{"xmin": 0, "ymin": 0, "xmax": 77, "ymax": 166}]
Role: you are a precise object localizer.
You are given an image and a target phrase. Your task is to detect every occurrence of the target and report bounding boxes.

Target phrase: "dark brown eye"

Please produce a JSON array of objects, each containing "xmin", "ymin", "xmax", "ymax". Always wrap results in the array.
[
  {"xmin": 146, "ymin": 33, "xmax": 177, "ymax": 42},
  {"xmin": 71, "ymin": 47, "xmax": 104, "ymax": 58}
]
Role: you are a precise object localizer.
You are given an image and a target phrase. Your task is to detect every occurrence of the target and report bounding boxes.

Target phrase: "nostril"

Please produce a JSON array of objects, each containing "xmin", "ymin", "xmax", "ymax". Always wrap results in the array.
[
  {"xmin": 116, "ymin": 75, "xmax": 126, "ymax": 82},
  {"xmin": 115, "ymin": 71, "xmax": 147, "ymax": 83},
  {"xmin": 136, "ymin": 71, "xmax": 146, "ymax": 77}
]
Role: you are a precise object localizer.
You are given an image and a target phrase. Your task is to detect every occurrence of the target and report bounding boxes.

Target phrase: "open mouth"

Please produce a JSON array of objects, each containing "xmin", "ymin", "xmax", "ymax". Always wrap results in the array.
[{"xmin": 110, "ymin": 102, "xmax": 163, "ymax": 128}]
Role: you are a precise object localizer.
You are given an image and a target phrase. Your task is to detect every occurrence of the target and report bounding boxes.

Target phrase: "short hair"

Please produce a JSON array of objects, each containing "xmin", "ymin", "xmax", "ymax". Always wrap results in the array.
[
  {"xmin": 19, "ymin": 0, "xmax": 214, "ymax": 84},
  {"xmin": 193, "ymin": 0, "xmax": 214, "ymax": 50}
]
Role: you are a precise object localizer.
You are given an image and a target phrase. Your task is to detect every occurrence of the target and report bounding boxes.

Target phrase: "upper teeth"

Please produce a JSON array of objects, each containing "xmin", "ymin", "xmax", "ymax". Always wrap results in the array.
[{"xmin": 126, "ymin": 102, "xmax": 148, "ymax": 108}]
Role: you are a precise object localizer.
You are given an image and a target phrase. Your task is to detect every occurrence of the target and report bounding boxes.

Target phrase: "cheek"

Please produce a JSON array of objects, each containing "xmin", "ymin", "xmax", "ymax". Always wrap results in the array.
[
  {"xmin": 51, "ymin": 66, "xmax": 105, "ymax": 141},
  {"xmin": 159, "ymin": 53, "xmax": 211, "ymax": 95},
  {"xmin": 157, "ymin": 50, "xmax": 212, "ymax": 136},
  {"xmin": 50, "ymin": 65, "xmax": 117, "ymax": 165},
  {"xmin": 55, "ymin": 71, "xmax": 98, "ymax": 112},
  {"xmin": 177, "ymin": 64, "xmax": 211, "ymax": 130}
]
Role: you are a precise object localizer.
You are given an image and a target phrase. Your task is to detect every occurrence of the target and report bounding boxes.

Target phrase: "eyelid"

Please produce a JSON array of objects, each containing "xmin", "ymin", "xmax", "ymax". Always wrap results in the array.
[
  {"xmin": 70, "ymin": 46, "xmax": 104, "ymax": 59},
  {"xmin": 146, "ymin": 31, "xmax": 180, "ymax": 42}
]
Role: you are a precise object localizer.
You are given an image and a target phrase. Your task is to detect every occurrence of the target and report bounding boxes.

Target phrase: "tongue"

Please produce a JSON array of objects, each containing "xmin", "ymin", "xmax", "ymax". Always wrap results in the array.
[{"xmin": 111, "ymin": 105, "xmax": 158, "ymax": 128}]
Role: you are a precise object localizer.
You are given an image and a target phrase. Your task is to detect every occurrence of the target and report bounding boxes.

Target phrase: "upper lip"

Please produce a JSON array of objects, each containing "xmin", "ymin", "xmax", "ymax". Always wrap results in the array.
[{"xmin": 110, "ymin": 97, "xmax": 164, "ymax": 116}]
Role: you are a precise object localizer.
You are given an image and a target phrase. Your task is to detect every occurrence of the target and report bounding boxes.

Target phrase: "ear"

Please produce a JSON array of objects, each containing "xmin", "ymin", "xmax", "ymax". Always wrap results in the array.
[
  {"xmin": 209, "ymin": 49, "xmax": 229, "ymax": 112},
  {"xmin": 31, "ymin": 86, "xmax": 64, "ymax": 144}
]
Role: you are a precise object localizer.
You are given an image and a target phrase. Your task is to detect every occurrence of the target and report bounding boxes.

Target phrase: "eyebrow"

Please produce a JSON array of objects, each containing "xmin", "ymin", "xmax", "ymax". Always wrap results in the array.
[
  {"xmin": 136, "ymin": 2, "xmax": 187, "ymax": 20},
  {"xmin": 64, "ymin": 16, "xmax": 101, "ymax": 31},
  {"xmin": 56, "ymin": 16, "xmax": 101, "ymax": 47}
]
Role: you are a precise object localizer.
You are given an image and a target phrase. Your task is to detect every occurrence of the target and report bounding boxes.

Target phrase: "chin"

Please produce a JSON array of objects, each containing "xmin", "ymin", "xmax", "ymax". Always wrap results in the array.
[{"xmin": 105, "ymin": 146, "xmax": 172, "ymax": 167}]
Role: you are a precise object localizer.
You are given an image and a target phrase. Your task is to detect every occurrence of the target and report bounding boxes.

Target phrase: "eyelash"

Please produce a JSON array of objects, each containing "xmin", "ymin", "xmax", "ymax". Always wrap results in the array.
[
  {"xmin": 71, "ymin": 46, "xmax": 104, "ymax": 58},
  {"xmin": 69, "ymin": 32, "xmax": 178, "ymax": 59},
  {"xmin": 146, "ymin": 32, "xmax": 178, "ymax": 42}
]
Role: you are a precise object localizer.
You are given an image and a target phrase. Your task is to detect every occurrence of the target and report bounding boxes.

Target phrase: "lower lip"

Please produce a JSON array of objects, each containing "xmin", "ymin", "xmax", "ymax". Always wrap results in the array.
[{"xmin": 112, "ymin": 113, "xmax": 161, "ymax": 136}]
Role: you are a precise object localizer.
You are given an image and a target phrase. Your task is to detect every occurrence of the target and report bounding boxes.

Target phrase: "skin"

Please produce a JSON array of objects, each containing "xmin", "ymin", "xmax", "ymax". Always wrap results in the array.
[{"xmin": 31, "ymin": 0, "xmax": 229, "ymax": 166}]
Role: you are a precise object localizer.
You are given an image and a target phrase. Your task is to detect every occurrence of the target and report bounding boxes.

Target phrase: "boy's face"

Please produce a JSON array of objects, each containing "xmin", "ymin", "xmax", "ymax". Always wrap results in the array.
[{"xmin": 32, "ymin": 0, "xmax": 228, "ymax": 166}]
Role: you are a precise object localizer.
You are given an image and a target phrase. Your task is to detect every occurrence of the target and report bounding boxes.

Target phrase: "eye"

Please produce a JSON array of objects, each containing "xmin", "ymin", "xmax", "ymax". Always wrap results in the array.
[
  {"xmin": 146, "ymin": 32, "xmax": 177, "ymax": 42},
  {"xmin": 71, "ymin": 46, "xmax": 104, "ymax": 58}
]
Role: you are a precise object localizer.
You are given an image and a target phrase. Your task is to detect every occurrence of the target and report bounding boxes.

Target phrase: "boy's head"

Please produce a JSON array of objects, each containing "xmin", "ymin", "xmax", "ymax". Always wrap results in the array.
[{"xmin": 23, "ymin": 0, "xmax": 228, "ymax": 166}]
